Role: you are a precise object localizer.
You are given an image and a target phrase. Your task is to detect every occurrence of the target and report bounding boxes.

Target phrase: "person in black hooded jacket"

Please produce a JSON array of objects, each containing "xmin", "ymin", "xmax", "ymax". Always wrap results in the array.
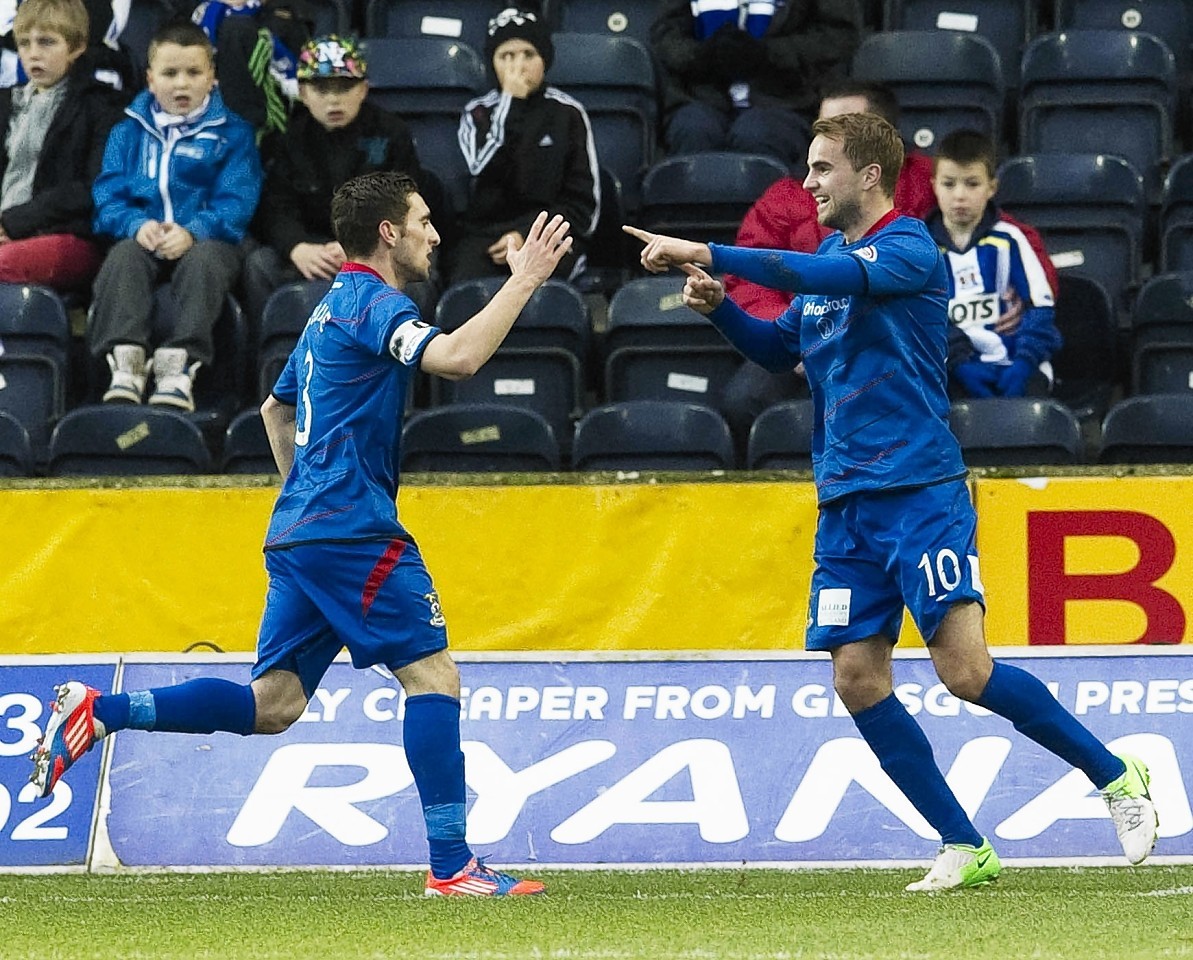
[
  {"xmin": 450, "ymin": 7, "xmax": 598, "ymax": 285},
  {"xmin": 244, "ymin": 34, "xmax": 445, "ymax": 324},
  {"xmin": 0, "ymin": 0, "xmax": 126, "ymax": 291}
]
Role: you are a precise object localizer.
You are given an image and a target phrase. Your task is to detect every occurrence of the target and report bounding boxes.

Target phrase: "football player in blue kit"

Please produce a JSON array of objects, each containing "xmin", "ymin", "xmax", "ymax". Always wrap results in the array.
[
  {"xmin": 32, "ymin": 171, "xmax": 573, "ymax": 897},
  {"xmin": 624, "ymin": 112, "xmax": 1158, "ymax": 891}
]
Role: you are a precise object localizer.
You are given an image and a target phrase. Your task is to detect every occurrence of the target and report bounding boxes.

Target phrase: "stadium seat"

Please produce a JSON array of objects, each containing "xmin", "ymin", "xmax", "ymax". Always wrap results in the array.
[
  {"xmin": 306, "ymin": 0, "xmax": 354, "ymax": 35},
  {"xmin": 222, "ymin": 409, "xmax": 276, "ymax": 475},
  {"xmin": 1159, "ymin": 153, "xmax": 1193, "ymax": 272},
  {"xmin": 0, "ymin": 410, "xmax": 32, "ymax": 478},
  {"xmin": 572, "ymin": 400, "xmax": 736, "ymax": 471},
  {"xmin": 1054, "ymin": 0, "xmax": 1192, "ymax": 78},
  {"xmin": 1099, "ymin": 394, "xmax": 1193, "ymax": 462},
  {"xmin": 548, "ymin": 0, "xmax": 658, "ymax": 44},
  {"xmin": 120, "ymin": 0, "xmax": 173, "ymax": 83},
  {"xmin": 746, "ymin": 400, "xmax": 815, "ymax": 470},
  {"xmin": 949, "ymin": 397, "xmax": 1084, "ymax": 466},
  {"xmin": 850, "ymin": 31, "xmax": 1005, "ymax": 153},
  {"xmin": 0, "ymin": 284, "xmax": 70, "ymax": 459},
  {"xmin": 362, "ymin": 37, "xmax": 487, "ymax": 213},
  {"xmin": 548, "ymin": 32, "xmax": 656, "ymax": 210},
  {"xmin": 1019, "ymin": 30, "xmax": 1177, "ymax": 197},
  {"xmin": 258, "ymin": 280, "xmax": 332, "ymax": 401},
  {"xmin": 882, "ymin": 0, "xmax": 1034, "ymax": 89},
  {"xmin": 604, "ymin": 275, "xmax": 742, "ymax": 411},
  {"xmin": 48, "ymin": 405, "xmax": 213, "ymax": 476},
  {"xmin": 1050, "ymin": 273, "xmax": 1119, "ymax": 421},
  {"xmin": 638, "ymin": 152, "xmax": 790, "ymax": 247},
  {"xmin": 364, "ymin": 0, "xmax": 506, "ymax": 52},
  {"xmin": 574, "ymin": 166, "xmax": 632, "ymax": 294},
  {"xmin": 432, "ymin": 278, "xmax": 590, "ymax": 444},
  {"xmin": 401, "ymin": 404, "xmax": 560, "ymax": 471},
  {"xmin": 995, "ymin": 153, "xmax": 1146, "ymax": 310},
  {"xmin": 1130, "ymin": 272, "xmax": 1193, "ymax": 394}
]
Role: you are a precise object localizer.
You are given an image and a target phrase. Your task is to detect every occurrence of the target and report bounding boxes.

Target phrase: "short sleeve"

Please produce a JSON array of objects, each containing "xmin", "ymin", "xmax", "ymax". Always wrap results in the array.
[
  {"xmin": 355, "ymin": 287, "xmax": 441, "ymax": 365},
  {"xmin": 271, "ymin": 346, "xmax": 300, "ymax": 405}
]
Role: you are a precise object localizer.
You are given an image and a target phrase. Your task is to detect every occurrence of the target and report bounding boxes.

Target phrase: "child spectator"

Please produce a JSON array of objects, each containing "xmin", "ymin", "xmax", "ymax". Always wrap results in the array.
[
  {"xmin": 89, "ymin": 20, "xmax": 262, "ymax": 411},
  {"xmin": 649, "ymin": 0, "xmax": 860, "ymax": 167},
  {"xmin": 0, "ymin": 0, "xmax": 126, "ymax": 290},
  {"xmin": 926, "ymin": 129, "xmax": 1061, "ymax": 399},
  {"xmin": 245, "ymin": 34, "xmax": 439, "ymax": 324},
  {"xmin": 451, "ymin": 7, "xmax": 598, "ymax": 285}
]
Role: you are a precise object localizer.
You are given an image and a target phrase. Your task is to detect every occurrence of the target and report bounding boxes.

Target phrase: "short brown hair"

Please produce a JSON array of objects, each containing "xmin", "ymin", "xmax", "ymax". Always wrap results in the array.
[
  {"xmin": 13, "ymin": 0, "xmax": 88, "ymax": 52},
  {"xmin": 812, "ymin": 113, "xmax": 904, "ymax": 198},
  {"xmin": 148, "ymin": 22, "xmax": 214, "ymax": 67},
  {"xmin": 935, "ymin": 129, "xmax": 998, "ymax": 179},
  {"xmin": 332, "ymin": 171, "xmax": 420, "ymax": 258}
]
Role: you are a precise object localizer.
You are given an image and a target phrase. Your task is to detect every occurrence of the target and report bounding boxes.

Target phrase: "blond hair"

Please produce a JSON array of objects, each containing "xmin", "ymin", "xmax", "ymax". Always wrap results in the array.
[
  {"xmin": 812, "ymin": 113, "xmax": 904, "ymax": 198},
  {"xmin": 13, "ymin": 0, "xmax": 88, "ymax": 53}
]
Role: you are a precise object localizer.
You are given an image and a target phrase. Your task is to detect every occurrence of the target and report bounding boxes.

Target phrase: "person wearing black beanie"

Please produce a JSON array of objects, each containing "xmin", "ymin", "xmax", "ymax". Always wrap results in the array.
[{"xmin": 452, "ymin": 7, "xmax": 599, "ymax": 285}]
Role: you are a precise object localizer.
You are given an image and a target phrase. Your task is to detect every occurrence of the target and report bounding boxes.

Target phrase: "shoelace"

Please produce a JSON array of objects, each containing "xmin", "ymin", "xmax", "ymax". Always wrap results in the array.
[
  {"xmin": 1107, "ymin": 793, "xmax": 1146, "ymax": 830},
  {"xmin": 472, "ymin": 858, "xmax": 517, "ymax": 883}
]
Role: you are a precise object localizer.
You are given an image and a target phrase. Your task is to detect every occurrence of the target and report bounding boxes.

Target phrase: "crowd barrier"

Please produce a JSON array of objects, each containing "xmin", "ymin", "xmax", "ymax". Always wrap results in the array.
[
  {"xmin": 1, "ymin": 650, "xmax": 1190, "ymax": 872},
  {"xmin": 3, "ymin": 475, "xmax": 1193, "ymax": 654}
]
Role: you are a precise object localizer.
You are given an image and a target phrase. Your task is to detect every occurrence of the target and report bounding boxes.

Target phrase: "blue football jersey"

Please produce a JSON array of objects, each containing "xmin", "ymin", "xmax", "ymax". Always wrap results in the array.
[
  {"xmin": 774, "ymin": 212, "xmax": 966, "ymax": 502},
  {"xmin": 263, "ymin": 264, "xmax": 440, "ymax": 550}
]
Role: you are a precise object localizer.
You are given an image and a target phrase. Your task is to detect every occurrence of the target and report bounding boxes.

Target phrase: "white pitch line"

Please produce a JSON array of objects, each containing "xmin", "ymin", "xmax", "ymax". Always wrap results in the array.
[{"xmin": 1134, "ymin": 886, "xmax": 1193, "ymax": 897}]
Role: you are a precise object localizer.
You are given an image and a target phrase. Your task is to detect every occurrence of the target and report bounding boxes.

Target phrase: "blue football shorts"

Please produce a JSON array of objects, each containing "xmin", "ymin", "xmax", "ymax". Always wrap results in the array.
[
  {"xmin": 805, "ymin": 478, "xmax": 985, "ymax": 651},
  {"xmin": 254, "ymin": 538, "xmax": 449, "ymax": 695}
]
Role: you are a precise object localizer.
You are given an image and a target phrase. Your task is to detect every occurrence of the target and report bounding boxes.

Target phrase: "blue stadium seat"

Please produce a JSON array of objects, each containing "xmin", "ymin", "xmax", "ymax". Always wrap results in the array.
[
  {"xmin": 0, "ymin": 410, "xmax": 32, "ymax": 478},
  {"xmin": 1160, "ymin": 153, "xmax": 1193, "ymax": 272},
  {"xmin": 1051, "ymin": 273, "xmax": 1119, "ymax": 421},
  {"xmin": 1019, "ymin": 30, "xmax": 1177, "ymax": 197},
  {"xmin": 572, "ymin": 400, "xmax": 736, "ymax": 471},
  {"xmin": 401, "ymin": 404, "xmax": 560, "ymax": 471},
  {"xmin": 549, "ymin": 0, "xmax": 658, "ymax": 44},
  {"xmin": 882, "ymin": 0, "xmax": 1034, "ymax": 89},
  {"xmin": 432, "ymin": 279, "xmax": 590, "ymax": 444},
  {"xmin": 1130, "ymin": 272, "xmax": 1193, "ymax": 395},
  {"xmin": 850, "ymin": 31, "xmax": 1004, "ymax": 153},
  {"xmin": 1054, "ymin": 0, "xmax": 1192, "ymax": 77},
  {"xmin": 0, "ymin": 284, "xmax": 70, "ymax": 460},
  {"xmin": 996, "ymin": 153, "xmax": 1146, "ymax": 310},
  {"xmin": 574, "ymin": 166, "xmax": 631, "ymax": 294},
  {"xmin": 746, "ymin": 400, "xmax": 815, "ymax": 470},
  {"xmin": 1100, "ymin": 394, "xmax": 1193, "ymax": 463},
  {"xmin": 222, "ymin": 409, "xmax": 276, "ymax": 475},
  {"xmin": 258, "ymin": 280, "xmax": 333, "ymax": 401},
  {"xmin": 604, "ymin": 276, "xmax": 742, "ymax": 411},
  {"xmin": 639, "ymin": 152, "xmax": 789, "ymax": 247},
  {"xmin": 48, "ymin": 405, "xmax": 213, "ymax": 476},
  {"xmin": 363, "ymin": 36, "xmax": 487, "ymax": 212},
  {"xmin": 549, "ymin": 32, "xmax": 657, "ymax": 210},
  {"xmin": 306, "ymin": 0, "xmax": 354, "ymax": 35},
  {"xmin": 949, "ymin": 397, "xmax": 1084, "ymax": 465},
  {"xmin": 364, "ymin": 0, "xmax": 507, "ymax": 51}
]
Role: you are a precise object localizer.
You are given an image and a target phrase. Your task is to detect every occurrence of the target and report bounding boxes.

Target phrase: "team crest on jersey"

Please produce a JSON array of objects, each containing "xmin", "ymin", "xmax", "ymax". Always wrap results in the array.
[
  {"xmin": 424, "ymin": 590, "xmax": 446, "ymax": 627},
  {"xmin": 855, "ymin": 245, "xmax": 878, "ymax": 262}
]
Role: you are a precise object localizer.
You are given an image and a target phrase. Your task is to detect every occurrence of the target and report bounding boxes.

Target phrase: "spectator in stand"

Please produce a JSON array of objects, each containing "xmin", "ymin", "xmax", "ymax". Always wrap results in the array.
[
  {"xmin": 245, "ymin": 34, "xmax": 443, "ymax": 325},
  {"xmin": 191, "ymin": 0, "xmax": 312, "ymax": 136},
  {"xmin": 0, "ymin": 0, "xmax": 126, "ymax": 291},
  {"xmin": 649, "ymin": 0, "xmax": 860, "ymax": 168},
  {"xmin": 1, "ymin": 0, "xmax": 137, "ymax": 90},
  {"xmin": 927, "ymin": 129, "xmax": 1061, "ymax": 399},
  {"xmin": 450, "ymin": 6, "xmax": 598, "ymax": 285},
  {"xmin": 721, "ymin": 83, "xmax": 1059, "ymax": 450},
  {"xmin": 89, "ymin": 21, "xmax": 262, "ymax": 412}
]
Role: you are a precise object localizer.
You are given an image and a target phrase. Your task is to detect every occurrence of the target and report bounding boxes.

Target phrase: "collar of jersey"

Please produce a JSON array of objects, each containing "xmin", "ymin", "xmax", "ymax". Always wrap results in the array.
[
  {"xmin": 852, "ymin": 208, "xmax": 902, "ymax": 243},
  {"xmin": 341, "ymin": 262, "xmax": 385, "ymax": 281}
]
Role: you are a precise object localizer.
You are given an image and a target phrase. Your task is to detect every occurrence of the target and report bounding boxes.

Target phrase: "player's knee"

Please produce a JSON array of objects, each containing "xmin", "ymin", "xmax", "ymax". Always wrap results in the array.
[
  {"xmin": 253, "ymin": 693, "xmax": 307, "ymax": 734},
  {"xmin": 939, "ymin": 660, "xmax": 993, "ymax": 704},
  {"xmin": 832, "ymin": 667, "xmax": 887, "ymax": 714}
]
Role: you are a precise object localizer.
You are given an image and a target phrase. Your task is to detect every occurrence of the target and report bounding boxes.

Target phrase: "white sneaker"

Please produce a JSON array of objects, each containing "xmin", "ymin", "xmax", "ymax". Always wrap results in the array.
[
  {"xmin": 149, "ymin": 347, "xmax": 201, "ymax": 412},
  {"xmin": 1102, "ymin": 754, "xmax": 1159, "ymax": 865},
  {"xmin": 905, "ymin": 837, "xmax": 1001, "ymax": 892},
  {"xmin": 103, "ymin": 344, "xmax": 149, "ymax": 404}
]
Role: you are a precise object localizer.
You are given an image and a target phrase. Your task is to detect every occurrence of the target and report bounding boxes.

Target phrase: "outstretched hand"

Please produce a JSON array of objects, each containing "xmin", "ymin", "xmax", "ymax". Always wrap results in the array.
[
  {"xmin": 507, "ymin": 212, "xmax": 572, "ymax": 285},
  {"xmin": 680, "ymin": 263, "xmax": 724, "ymax": 315},
  {"xmin": 622, "ymin": 225, "xmax": 713, "ymax": 274}
]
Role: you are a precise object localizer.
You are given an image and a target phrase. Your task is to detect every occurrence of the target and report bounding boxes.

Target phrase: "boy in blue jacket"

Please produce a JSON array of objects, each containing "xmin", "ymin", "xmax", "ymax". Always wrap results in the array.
[
  {"xmin": 89, "ymin": 20, "xmax": 262, "ymax": 412},
  {"xmin": 926, "ymin": 129, "xmax": 1061, "ymax": 399}
]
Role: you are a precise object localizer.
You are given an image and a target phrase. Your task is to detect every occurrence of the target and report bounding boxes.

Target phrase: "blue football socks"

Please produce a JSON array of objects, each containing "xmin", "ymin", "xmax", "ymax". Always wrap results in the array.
[
  {"xmin": 977, "ymin": 661, "xmax": 1125, "ymax": 789},
  {"xmin": 404, "ymin": 693, "xmax": 473, "ymax": 880},
  {"xmin": 93, "ymin": 678, "xmax": 256, "ymax": 737},
  {"xmin": 853, "ymin": 693, "xmax": 984, "ymax": 848}
]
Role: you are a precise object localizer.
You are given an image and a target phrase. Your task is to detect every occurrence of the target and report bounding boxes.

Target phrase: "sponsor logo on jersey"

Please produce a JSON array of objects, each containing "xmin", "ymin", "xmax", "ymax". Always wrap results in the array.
[{"xmin": 948, "ymin": 293, "xmax": 1000, "ymax": 329}]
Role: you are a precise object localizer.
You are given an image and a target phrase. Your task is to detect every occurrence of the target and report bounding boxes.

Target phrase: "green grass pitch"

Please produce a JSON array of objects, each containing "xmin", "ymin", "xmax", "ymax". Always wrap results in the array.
[{"xmin": 1, "ymin": 865, "xmax": 1192, "ymax": 959}]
